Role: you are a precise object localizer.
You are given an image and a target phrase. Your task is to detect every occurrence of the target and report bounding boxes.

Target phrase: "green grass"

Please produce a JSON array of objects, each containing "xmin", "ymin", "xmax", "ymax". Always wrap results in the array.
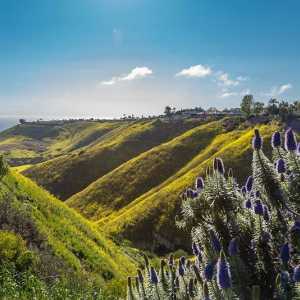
[
  {"xmin": 0, "ymin": 170, "xmax": 136, "ymax": 298},
  {"xmin": 67, "ymin": 119, "xmax": 226, "ymax": 220},
  {"xmin": 24, "ymin": 119, "xmax": 205, "ymax": 200},
  {"xmin": 100, "ymin": 123, "xmax": 278, "ymax": 252}
]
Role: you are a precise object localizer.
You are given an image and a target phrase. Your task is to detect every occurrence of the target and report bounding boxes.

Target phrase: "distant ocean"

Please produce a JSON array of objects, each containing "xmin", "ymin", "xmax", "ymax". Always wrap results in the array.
[{"xmin": 0, "ymin": 117, "xmax": 19, "ymax": 132}]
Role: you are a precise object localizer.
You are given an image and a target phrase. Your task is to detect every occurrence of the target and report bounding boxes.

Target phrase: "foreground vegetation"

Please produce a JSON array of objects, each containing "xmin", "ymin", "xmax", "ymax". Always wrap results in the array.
[
  {"xmin": 127, "ymin": 128, "xmax": 300, "ymax": 299},
  {"xmin": 0, "ymin": 162, "xmax": 136, "ymax": 299}
]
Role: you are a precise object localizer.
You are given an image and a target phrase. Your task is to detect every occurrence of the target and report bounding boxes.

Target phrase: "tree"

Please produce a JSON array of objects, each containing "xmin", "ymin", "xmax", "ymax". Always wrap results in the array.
[
  {"xmin": 19, "ymin": 119, "xmax": 26, "ymax": 124},
  {"xmin": 240, "ymin": 94, "xmax": 254, "ymax": 117},
  {"xmin": 267, "ymin": 98, "xmax": 279, "ymax": 115},
  {"xmin": 253, "ymin": 102, "xmax": 264, "ymax": 116},
  {"xmin": 164, "ymin": 106, "xmax": 172, "ymax": 118}
]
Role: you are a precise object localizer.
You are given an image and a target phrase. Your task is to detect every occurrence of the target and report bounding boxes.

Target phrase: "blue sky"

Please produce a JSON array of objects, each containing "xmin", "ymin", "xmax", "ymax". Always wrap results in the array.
[{"xmin": 1, "ymin": 0, "xmax": 299, "ymax": 118}]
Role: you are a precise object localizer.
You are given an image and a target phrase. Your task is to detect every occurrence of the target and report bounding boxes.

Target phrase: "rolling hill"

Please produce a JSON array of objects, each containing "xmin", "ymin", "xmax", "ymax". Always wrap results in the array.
[
  {"xmin": 0, "ymin": 117, "xmax": 278, "ymax": 254},
  {"xmin": 66, "ymin": 119, "xmax": 227, "ymax": 220},
  {"xmin": 22, "ymin": 118, "xmax": 205, "ymax": 199},
  {"xmin": 0, "ymin": 169, "xmax": 136, "ymax": 297},
  {"xmin": 98, "ymin": 123, "xmax": 277, "ymax": 252}
]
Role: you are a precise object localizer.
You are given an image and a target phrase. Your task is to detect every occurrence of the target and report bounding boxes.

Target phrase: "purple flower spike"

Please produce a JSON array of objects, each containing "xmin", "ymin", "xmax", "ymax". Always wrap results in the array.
[
  {"xmin": 178, "ymin": 262, "xmax": 185, "ymax": 277},
  {"xmin": 217, "ymin": 251, "xmax": 232, "ymax": 289},
  {"xmin": 228, "ymin": 238, "xmax": 238, "ymax": 256},
  {"xmin": 204, "ymin": 262, "xmax": 215, "ymax": 281},
  {"xmin": 297, "ymin": 143, "xmax": 300, "ymax": 156},
  {"xmin": 272, "ymin": 131, "xmax": 281, "ymax": 148},
  {"xmin": 245, "ymin": 176, "xmax": 254, "ymax": 192},
  {"xmin": 210, "ymin": 230, "xmax": 221, "ymax": 253},
  {"xmin": 214, "ymin": 158, "xmax": 225, "ymax": 175},
  {"xmin": 293, "ymin": 265, "xmax": 300, "ymax": 282},
  {"xmin": 285, "ymin": 128, "xmax": 297, "ymax": 151},
  {"xmin": 192, "ymin": 242, "xmax": 200, "ymax": 256},
  {"xmin": 280, "ymin": 243, "xmax": 290, "ymax": 263},
  {"xmin": 276, "ymin": 159, "xmax": 286, "ymax": 174},
  {"xmin": 150, "ymin": 267, "xmax": 159, "ymax": 284},
  {"xmin": 254, "ymin": 199, "xmax": 264, "ymax": 215},
  {"xmin": 195, "ymin": 176, "xmax": 204, "ymax": 190},
  {"xmin": 252, "ymin": 129, "xmax": 263, "ymax": 150},
  {"xmin": 244, "ymin": 198, "xmax": 252, "ymax": 209}
]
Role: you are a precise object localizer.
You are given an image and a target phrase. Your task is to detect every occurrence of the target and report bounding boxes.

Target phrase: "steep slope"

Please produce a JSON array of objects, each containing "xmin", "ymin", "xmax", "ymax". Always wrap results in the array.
[
  {"xmin": 101, "ymin": 124, "xmax": 277, "ymax": 252},
  {"xmin": 0, "ymin": 170, "xmax": 136, "ymax": 295},
  {"xmin": 24, "ymin": 119, "xmax": 204, "ymax": 199},
  {"xmin": 67, "ymin": 119, "xmax": 227, "ymax": 220},
  {"xmin": 0, "ymin": 120, "xmax": 120, "ymax": 165}
]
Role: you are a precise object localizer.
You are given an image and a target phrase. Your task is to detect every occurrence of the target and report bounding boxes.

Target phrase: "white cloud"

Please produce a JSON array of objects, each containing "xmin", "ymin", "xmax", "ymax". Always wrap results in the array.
[
  {"xmin": 220, "ymin": 92, "xmax": 238, "ymax": 98},
  {"xmin": 217, "ymin": 72, "xmax": 240, "ymax": 87},
  {"xmin": 176, "ymin": 64, "xmax": 212, "ymax": 78},
  {"xmin": 266, "ymin": 83, "xmax": 292, "ymax": 97},
  {"xmin": 100, "ymin": 67, "xmax": 153, "ymax": 85},
  {"xmin": 236, "ymin": 76, "xmax": 248, "ymax": 81}
]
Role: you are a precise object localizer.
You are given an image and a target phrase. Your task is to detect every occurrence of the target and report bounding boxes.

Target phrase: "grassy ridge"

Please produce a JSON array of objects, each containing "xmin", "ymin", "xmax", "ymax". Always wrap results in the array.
[
  {"xmin": 0, "ymin": 170, "xmax": 136, "ymax": 294},
  {"xmin": 24, "ymin": 119, "xmax": 204, "ymax": 200},
  {"xmin": 0, "ymin": 121, "xmax": 120, "ymax": 165},
  {"xmin": 101, "ymin": 124, "xmax": 277, "ymax": 251},
  {"xmin": 67, "ymin": 120, "xmax": 226, "ymax": 220}
]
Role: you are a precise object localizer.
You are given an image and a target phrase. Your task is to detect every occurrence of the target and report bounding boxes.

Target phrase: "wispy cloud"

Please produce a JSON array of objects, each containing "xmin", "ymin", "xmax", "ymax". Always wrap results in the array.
[
  {"xmin": 101, "ymin": 67, "xmax": 153, "ymax": 85},
  {"xmin": 219, "ymin": 88, "xmax": 251, "ymax": 99},
  {"xmin": 265, "ymin": 83, "xmax": 292, "ymax": 97},
  {"xmin": 216, "ymin": 72, "xmax": 240, "ymax": 87},
  {"xmin": 176, "ymin": 64, "xmax": 212, "ymax": 78}
]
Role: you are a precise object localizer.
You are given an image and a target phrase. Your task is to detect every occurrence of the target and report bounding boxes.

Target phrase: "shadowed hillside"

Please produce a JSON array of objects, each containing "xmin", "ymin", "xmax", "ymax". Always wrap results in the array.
[
  {"xmin": 23, "ymin": 119, "xmax": 205, "ymax": 199},
  {"xmin": 67, "ymin": 119, "xmax": 227, "ymax": 220},
  {"xmin": 0, "ymin": 170, "xmax": 136, "ymax": 296},
  {"xmin": 0, "ymin": 120, "xmax": 121, "ymax": 165},
  {"xmin": 99, "ymin": 124, "xmax": 277, "ymax": 252}
]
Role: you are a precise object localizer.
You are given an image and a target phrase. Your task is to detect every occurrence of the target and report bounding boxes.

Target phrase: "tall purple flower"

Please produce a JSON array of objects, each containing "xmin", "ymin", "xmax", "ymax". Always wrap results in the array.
[
  {"xmin": 271, "ymin": 131, "xmax": 281, "ymax": 148},
  {"xmin": 217, "ymin": 251, "xmax": 232, "ymax": 289},
  {"xmin": 285, "ymin": 128, "xmax": 297, "ymax": 151},
  {"xmin": 276, "ymin": 159, "xmax": 286, "ymax": 174},
  {"xmin": 228, "ymin": 238, "xmax": 238, "ymax": 256},
  {"xmin": 214, "ymin": 158, "xmax": 225, "ymax": 175},
  {"xmin": 195, "ymin": 176, "xmax": 204, "ymax": 190},
  {"xmin": 245, "ymin": 176, "xmax": 254, "ymax": 192},
  {"xmin": 280, "ymin": 243, "xmax": 290, "ymax": 264},
  {"xmin": 210, "ymin": 230, "xmax": 221, "ymax": 253},
  {"xmin": 192, "ymin": 242, "xmax": 200, "ymax": 256},
  {"xmin": 150, "ymin": 266, "xmax": 159, "ymax": 284},
  {"xmin": 252, "ymin": 129, "xmax": 263, "ymax": 150},
  {"xmin": 178, "ymin": 262, "xmax": 185, "ymax": 277},
  {"xmin": 180, "ymin": 256, "xmax": 186, "ymax": 266},
  {"xmin": 244, "ymin": 198, "xmax": 252, "ymax": 209},
  {"xmin": 203, "ymin": 262, "xmax": 215, "ymax": 281},
  {"xmin": 254, "ymin": 199, "xmax": 264, "ymax": 215},
  {"xmin": 293, "ymin": 265, "xmax": 300, "ymax": 282}
]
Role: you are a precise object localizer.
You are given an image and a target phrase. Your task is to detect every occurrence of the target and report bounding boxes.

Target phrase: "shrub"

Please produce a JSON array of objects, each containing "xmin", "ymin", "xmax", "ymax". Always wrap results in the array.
[{"xmin": 127, "ymin": 127, "xmax": 300, "ymax": 299}]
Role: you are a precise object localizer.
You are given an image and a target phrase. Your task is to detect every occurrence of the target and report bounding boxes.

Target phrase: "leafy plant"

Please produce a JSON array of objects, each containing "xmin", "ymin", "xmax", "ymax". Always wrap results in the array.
[{"xmin": 127, "ymin": 127, "xmax": 300, "ymax": 299}]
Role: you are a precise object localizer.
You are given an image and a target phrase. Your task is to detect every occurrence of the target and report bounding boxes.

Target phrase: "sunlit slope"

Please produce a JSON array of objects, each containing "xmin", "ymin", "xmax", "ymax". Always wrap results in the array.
[
  {"xmin": 67, "ymin": 120, "xmax": 226, "ymax": 220},
  {"xmin": 0, "ymin": 170, "xmax": 135, "ymax": 287},
  {"xmin": 0, "ymin": 120, "xmax": 120, "ymax": 164},
  {"xmin": 102, "ymin": 124, "xmax": 277, "ymax": 251},
  {"xmin": 24, "ymin": 119, "xmax": 203, "ymax": 200}
]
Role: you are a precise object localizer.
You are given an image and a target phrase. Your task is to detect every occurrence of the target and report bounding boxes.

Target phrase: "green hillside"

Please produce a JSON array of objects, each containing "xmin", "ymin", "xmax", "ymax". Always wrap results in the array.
[
  {"xmin": 0, "ymin": 169, "xmax": 136, "ymax": 298},
  {"xmin": 24, "ymin": 119, "xmax": 204, "ymax": 200},
  {"xmin": 0, "ymin": 120, "xmax": 121, "ymax": 165},
  {"xmin": 67, "ymin": 119, "xmax": 227, "ymax": 220},
  {"xmin": 100, "ymin": 123, "xmax": 277, "ymax": 252}
]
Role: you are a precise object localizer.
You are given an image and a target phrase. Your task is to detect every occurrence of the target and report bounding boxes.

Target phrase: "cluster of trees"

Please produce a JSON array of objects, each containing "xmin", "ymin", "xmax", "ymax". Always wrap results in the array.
[{"xmin": 240, "ymin": 95, "xmax": 300, "ymax": 120}]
